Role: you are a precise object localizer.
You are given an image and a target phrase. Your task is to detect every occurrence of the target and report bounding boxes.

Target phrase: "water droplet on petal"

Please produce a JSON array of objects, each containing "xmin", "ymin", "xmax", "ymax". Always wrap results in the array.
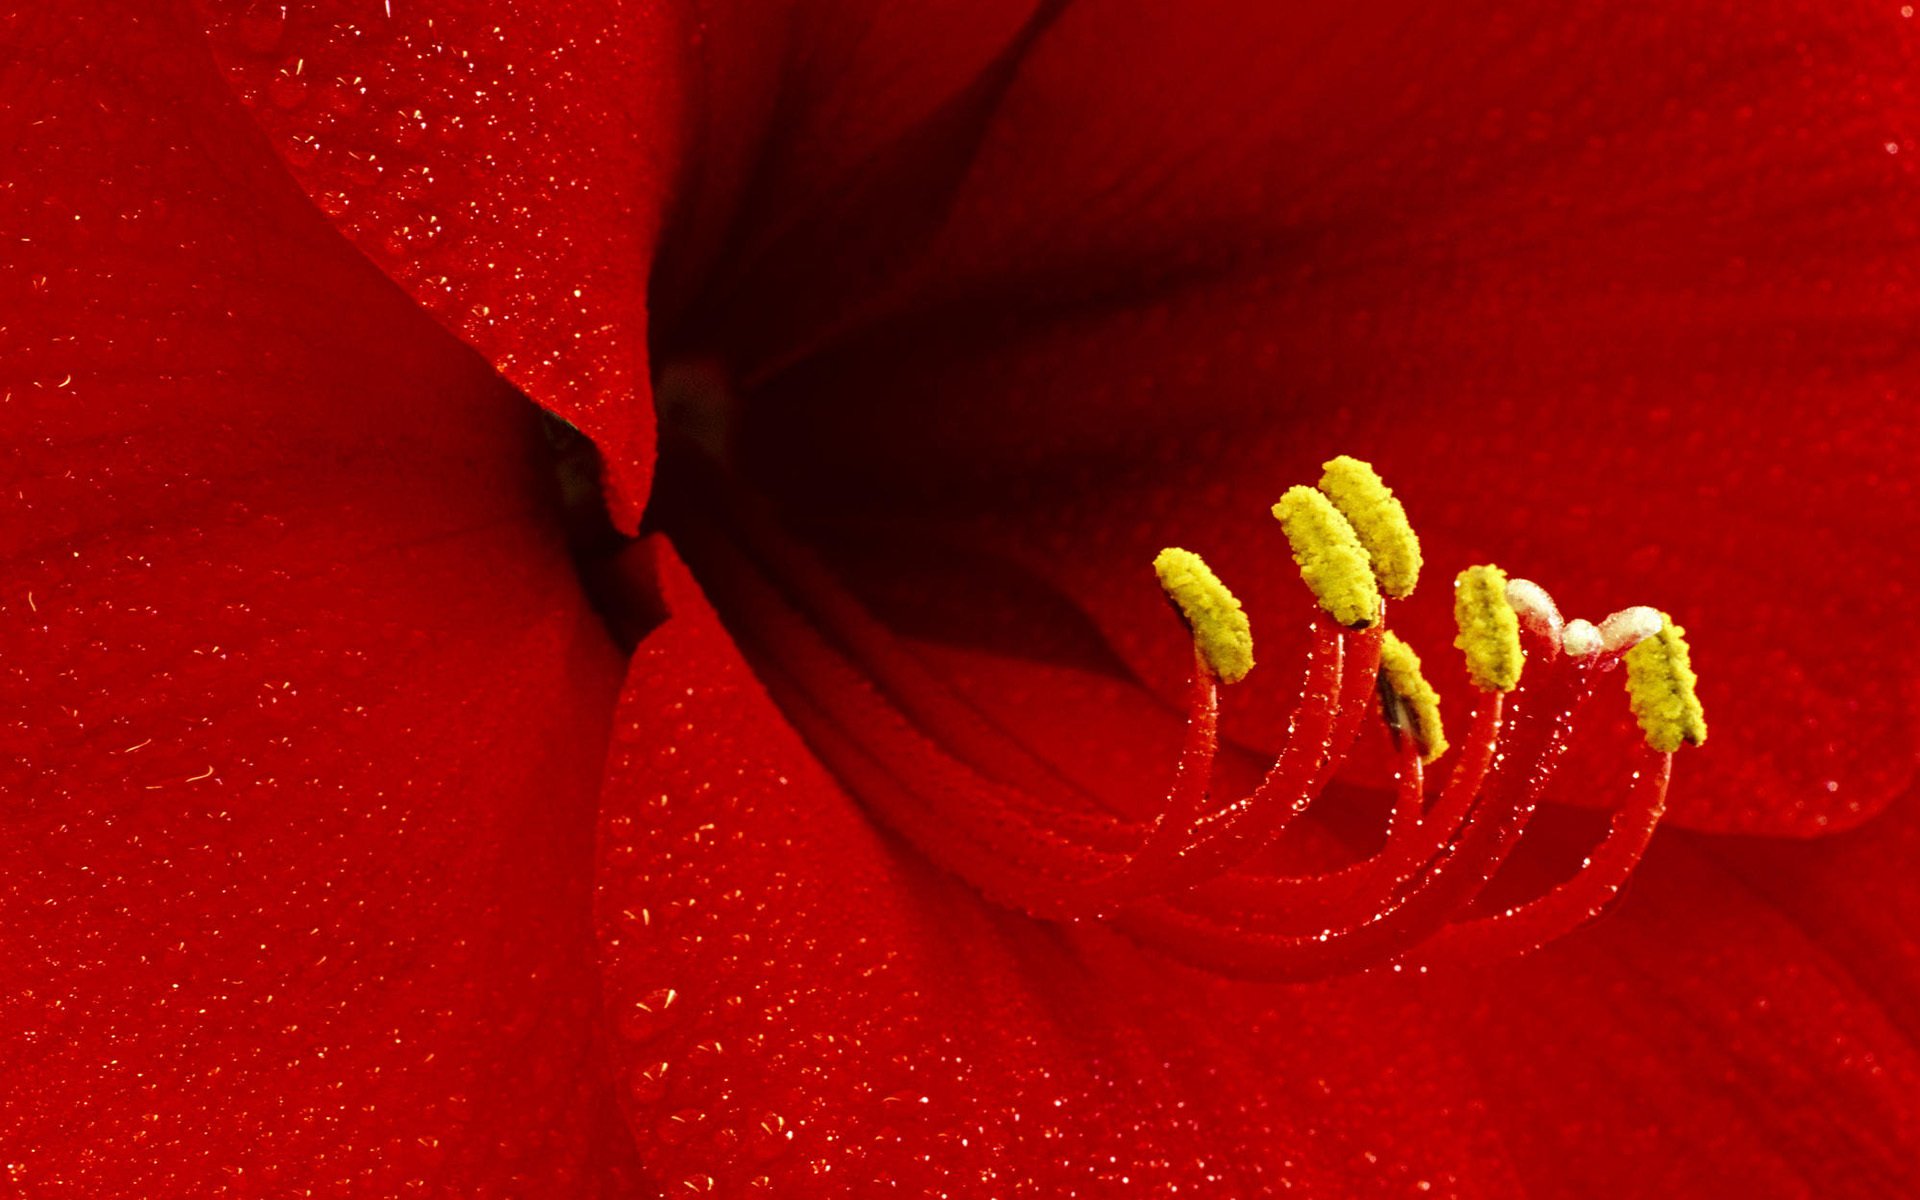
[
  {"xmin": 617, "ymin": 986, "xmax": 681, "ymax": 1041},
  {"xmin": 658, "ymin": 1109, "xmax": 705, "ymax": 1147},
  {"xmin": 749, "ymin": 1111, "xmax": 793, "ymax": 1162},
  {"xmin": 628, "ymin": 1059, "xmax": 671, "ymax": 1104}
]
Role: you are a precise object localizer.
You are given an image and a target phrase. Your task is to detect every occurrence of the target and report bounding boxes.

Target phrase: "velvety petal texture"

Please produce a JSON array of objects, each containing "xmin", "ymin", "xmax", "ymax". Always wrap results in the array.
[
  {"xmin": 1440, "ymin": 812, "xmax": 1920, "ymax": 1197},
  {"xmin": 1, "ymin": 8, "xmax": 631, "ymax": 1192},
  {"xmin": 197, "ymin": 0, "xmax": 689, "ymax": 522}
]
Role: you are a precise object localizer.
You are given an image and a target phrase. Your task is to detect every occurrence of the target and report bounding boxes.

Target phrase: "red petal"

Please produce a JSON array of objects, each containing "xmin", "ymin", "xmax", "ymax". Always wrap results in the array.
[
  {"xmin": 195, "ymin": 0, "xmax": 691, "ymax": 524},
  {"xmin": 599, "ymin": 542, "xmax": 1920, "ymax": 1194},
  {"xmin": 1429, "ymin": 796, "xmax": 1920, "ymax": 1195},
  {"xmin": 2, "ymin": 10, "xmax": 632, "ymax": 1191},
  {"xmin": 705, "ymin": 2, "xmax": 1920, "ymax": 836}
]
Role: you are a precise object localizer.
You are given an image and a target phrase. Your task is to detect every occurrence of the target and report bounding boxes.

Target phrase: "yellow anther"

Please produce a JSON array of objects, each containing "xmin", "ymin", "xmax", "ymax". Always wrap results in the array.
[
  {"xmin": 1377, "ymin": 632, "xmax": 1448, "ymax": 762},
  {"xmin": 1625, "ymin": 612, "xmax": 1708, "ymax": 752},
  {"xmin": 1153, "ymin": 547, "xmax": 1255, "ymax": 684},
  {"xmin": 1271, "ymin": 486, "xmax": 1381, "ymax": 628},
  {"xmin": 1317, "ymin": 455, "xmax": 1422, "ymax": 599},
  {"xmin": 1453, "ymin": 564, "xmax": 1524, "ymax": 692}
]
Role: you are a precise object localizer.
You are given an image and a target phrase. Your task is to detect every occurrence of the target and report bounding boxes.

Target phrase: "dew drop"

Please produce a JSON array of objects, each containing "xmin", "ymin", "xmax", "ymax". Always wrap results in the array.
[
  {"xmin": 322, "ymin": 76, "xmax": 369, "ymax": 116},
  {"xmin": 383, "ymin": 109, "xmax": 428, "ymax": 150},
  {"xmin": 267, "ymin": 69, "xmax": 307, "ymax": 110},
  {"xmin": 342, "ymin": 152, "xmax": 383, "ymax": 187},
  {"xmin": 281, "ymin": 132, "xmax": 321, "ymax": 169},
  {"xmin": 617, "ymin": 986, "xmax": 682, "ymax": 1041},
  {"xmin": 749, "ymin": 1111, "xmax": 794, "ymax": 1162},
  {"xmin": 658, "ymin": 1109, "xmax": 705, "ymax": 1147},
  {"xmin": 628, "ymin": 1059, "xmax": 671, "ymax": 1104}
]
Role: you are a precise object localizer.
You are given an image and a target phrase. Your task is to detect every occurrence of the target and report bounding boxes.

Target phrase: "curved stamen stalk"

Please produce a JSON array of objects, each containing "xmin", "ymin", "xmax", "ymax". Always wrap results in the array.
[
  {"xmin": 1158, "ymin": 564, "xmax": 1534, "ymax": 931},
  {"xmin": 1246, "ymin": 658, "xmax": 1578, "ymax": 935},
  {"xmin": 1127, "ymin": 602, "xmax": 1705, "ymax": 979},
  {"xmin": 1095, "ymin": 625, "xmax": 1342, "ymax": 901},
  {"xmin": 1130, "ymin": 621, "xmax": 1372, "ymax": 895},
  {"xmin": 1402, "ymin": 610, "xmax": 1705, "ymax": 967},
  {"xmin": 1182, "ymin": 695, "xmax": 1502, "ymax": 928},
  {"xmin": 1402, "ymin": 745, "xmax": 1670, "ymax": 967},
  {"xmin": 1117, "ymin": 655, "xmax": 1603, "ymax": 979}
]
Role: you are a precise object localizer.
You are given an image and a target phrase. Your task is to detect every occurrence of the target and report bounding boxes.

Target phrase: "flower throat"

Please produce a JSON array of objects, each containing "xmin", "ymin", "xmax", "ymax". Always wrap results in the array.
[{"xmin": 656, "ymin": 430, "xmax": 1705, "ymax": 978}]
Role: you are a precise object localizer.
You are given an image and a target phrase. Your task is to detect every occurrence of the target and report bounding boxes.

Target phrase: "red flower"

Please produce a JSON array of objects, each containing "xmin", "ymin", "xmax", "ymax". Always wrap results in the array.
[{"xmin": 5, "ymin": 3, "xmax": 1917, "ymax": 1196}]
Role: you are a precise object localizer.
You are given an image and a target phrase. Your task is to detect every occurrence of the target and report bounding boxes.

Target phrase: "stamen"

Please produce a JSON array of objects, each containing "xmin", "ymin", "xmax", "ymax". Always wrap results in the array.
[
  {"xmin": 662, "ymin": 423, "xmax": 1690, "ymax": 977},
  {"xmin": 1625, "ymin": 612, "xmax": 1708, "ymax": 751},
  {"xmin": 1317, "ymin": 455, "xmax": 1422, "ymax": 598},
  {"xmin": 1122, "ymin": 652, "xmax": 1601, "ymax": 979},
  {"xmin": 1152, "ymin": 547, "xmax": 1255, "ymax": 684},
  {"xmin": 1453, "ymin": 564, "xmax": 1524, "ymax": 692},
  {"xmin": 1377, "ymin": 632, "xmax": 1447, "ymax": 762},
  {"xmin": 1272, "ymin": 486, "xmax": 1381, "ymax": 628},
  {"xmin": 1410, "ymin": 629, "xmax": 1708, "ymax": 968}
]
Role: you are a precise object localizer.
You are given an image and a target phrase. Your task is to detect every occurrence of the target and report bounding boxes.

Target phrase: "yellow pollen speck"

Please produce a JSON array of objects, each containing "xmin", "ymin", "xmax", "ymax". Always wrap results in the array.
[
  {"xmin": 1377, "ymin": 632, "xmax": 1448, "ymax": 762},
  {"xmin": 1625, "ymin": 612, "xmax": 1708, "ymax": 753},
  {"xmin": 1153, "ymin": 547, "xmax": 1255, "ymax": 684},
  {"xmin": 1317, "ymin": 456, "xmax": 1422, "ymax": 599},
  {"xmin": 1271, "ymin": 486, "xmax": 1382, "ymax": 628},
  {"xmin": 1453, "ymin": 564, "xmax": 1524, "ymax": 692}
]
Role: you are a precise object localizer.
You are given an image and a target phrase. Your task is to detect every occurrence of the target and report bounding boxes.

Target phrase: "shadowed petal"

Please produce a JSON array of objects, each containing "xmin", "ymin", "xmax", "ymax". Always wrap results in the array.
[{"xmin": 196, "ymin": 0, "xmax": 1050, "ymax": 526}]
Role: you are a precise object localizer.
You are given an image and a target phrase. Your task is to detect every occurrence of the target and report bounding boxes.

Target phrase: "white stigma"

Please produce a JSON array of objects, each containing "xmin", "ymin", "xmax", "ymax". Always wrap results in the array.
[
  {"xmin": 1599, "ymin": 606, "xmax": 1664, "ymax": 654},
  {"xmin": 1562, "ymin": 618, "xmax": 1604, "ymax": 658},
  {"xmin": 1505, "ymin": 577, "xmax": 1565, "ymax": 648}
]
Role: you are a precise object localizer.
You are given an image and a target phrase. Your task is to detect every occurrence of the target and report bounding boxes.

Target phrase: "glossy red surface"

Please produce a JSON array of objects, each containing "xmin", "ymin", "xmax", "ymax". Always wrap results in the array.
[{"xmin": 5, "ymin": 2, "xmax": 1918, "ymax": 1195}]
